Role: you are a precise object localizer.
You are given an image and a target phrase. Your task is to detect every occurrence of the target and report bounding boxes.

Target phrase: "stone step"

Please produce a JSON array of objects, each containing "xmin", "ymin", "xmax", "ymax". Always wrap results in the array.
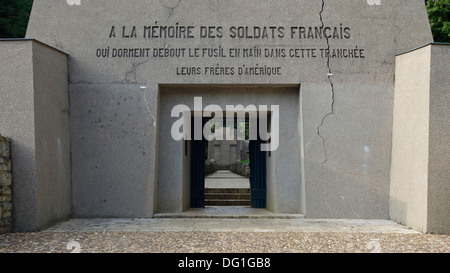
[
  {"xmin": 205, "ymin": 187, "xmax": 251, "ymax": 206},
  {"xmin": 205, "ymin": 199, "xmax": 252, "ymax": 206},
  {"xmin": 205, "ymin": 188, "xmax": 250, "ymax": 194},
  {"xmin": 205, "ymin": 193, "xmax": 251, "ymax": 200}
]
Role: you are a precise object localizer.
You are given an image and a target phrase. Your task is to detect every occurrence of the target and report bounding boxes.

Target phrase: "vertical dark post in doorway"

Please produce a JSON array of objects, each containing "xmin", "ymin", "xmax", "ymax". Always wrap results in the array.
[
  {"xmin": 249, "ymin": 118, "xmax": 267, "ymax": 208},
  {"xmin": 190, "ymin": 116, "xmax": 206, "ymax": 208}
]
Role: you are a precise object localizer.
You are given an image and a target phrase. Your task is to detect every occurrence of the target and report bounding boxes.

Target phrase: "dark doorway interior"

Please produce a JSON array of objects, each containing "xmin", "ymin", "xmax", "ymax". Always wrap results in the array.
[
  {"xmin": 189, "ymin": 116, "xmax": 207, "ymax": 208},
  {"xmin": 249, "ymin": 134, "xmax": 267, "ymax": 209}
]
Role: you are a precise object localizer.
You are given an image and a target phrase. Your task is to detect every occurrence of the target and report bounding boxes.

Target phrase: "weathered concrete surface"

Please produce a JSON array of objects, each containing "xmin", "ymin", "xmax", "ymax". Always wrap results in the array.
[
  {"xmin": 158, "ymin": 85, "xmax": 302, "ymax": 214},
  {"xmin": 69, "ymin": 84, "xmax": 156, "ymax": 218},
  {"xmin": 25, "ymin": 0, "xmax": 433, "ymax": 219},
  {"xmin": 44, "ymin": 218, "xmax": 420, "ymax": 234},
  {"xmin": 391, "ymin": 43, "xmax": 450, "ymax": 234},
  {"xmin": 0, "ymin": 40, "xmax": 71, "ymax": 232},
  {"xmin": 0, "ymin": 41, "xmax": 35, "ymax": 231},
  {"xmin": 390, "ymin": 45, "xmax": 430, "ymax": 233},
  {"xmin": 428, "ymin": 44, "xmax": 450, "ymax": 234}
]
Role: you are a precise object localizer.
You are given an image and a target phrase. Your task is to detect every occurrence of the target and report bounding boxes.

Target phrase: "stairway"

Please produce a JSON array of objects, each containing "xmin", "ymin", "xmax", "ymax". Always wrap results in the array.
[{"xmin": 205, "ymin": 188, "xmax": 251, "ymax": 206}]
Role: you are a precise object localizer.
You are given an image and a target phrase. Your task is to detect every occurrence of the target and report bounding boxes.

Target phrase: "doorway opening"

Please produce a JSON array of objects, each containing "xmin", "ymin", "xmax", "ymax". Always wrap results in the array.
[
  {"xmin": 189, "ymin": 114, "xmax": 268, "ymax": 209},
  {"xmin": 204, "ymin": 120, "xmax": 251, "ymax": 206},
  {"xmin": 157, "ymin": 84, "xmax": 302, "ymax": 216}
]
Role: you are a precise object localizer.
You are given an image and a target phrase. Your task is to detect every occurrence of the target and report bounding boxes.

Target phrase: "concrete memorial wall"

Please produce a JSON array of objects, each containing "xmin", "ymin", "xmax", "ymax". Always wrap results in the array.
[
  {"xmin": 24, "ymin": 0, "xmax": 432, "ymax": 219},
  {"xmin": 2, "ymin": 0, "xmax": 448, "ymax": 233}
]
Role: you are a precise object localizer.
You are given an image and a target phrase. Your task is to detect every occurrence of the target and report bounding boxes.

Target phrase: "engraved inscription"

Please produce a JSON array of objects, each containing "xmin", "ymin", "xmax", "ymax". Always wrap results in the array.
[{"xmin": 95, "ymin": 24, "xmax": 366, "ymax": 76}]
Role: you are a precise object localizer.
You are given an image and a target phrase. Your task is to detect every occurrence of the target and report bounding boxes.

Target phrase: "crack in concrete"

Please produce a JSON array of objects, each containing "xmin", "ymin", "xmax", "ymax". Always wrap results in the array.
[
  {"xmin": 69, "ymin": 58, "xmax": 152, "ymax": 85},
  {"xmin": 69, "ymin": 58, "xmax": 156, "ymax": 123},
  {"xmin": 124, "ymin": 58, "xmax": 152, "ymax": 84},
  {"xmin": 121, "ymin": 59, "xmax": 157, "ymax": 124},
  {"xmin": 142, "ymin": 87, "xmax": 157, "ymax": 126},
  {"xmin": 316, "ymin": 0, "xmax": 335, "ymax": 166},
  {"xmin": 160, "ymin": 0, "xmax": 182, "ymax": 23}
]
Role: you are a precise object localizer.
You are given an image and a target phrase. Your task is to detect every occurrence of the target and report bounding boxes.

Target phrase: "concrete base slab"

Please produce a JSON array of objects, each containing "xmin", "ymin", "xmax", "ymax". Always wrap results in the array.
[
  {"xmin": 45, "ymin": 218, "xmax": 420, "ymax": 234},
  {"xmin": 155, "ymin": 206, "xmax": 304, "ymax": 219}
]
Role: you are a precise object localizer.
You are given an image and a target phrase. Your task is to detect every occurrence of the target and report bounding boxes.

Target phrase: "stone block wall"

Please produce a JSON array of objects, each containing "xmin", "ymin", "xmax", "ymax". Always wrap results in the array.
[
  {"xmin": 0, "ymin": 135, "xmax": 12, "ymax": 234},
  {"xmin": 230, "ymin": 162, "xmax": 250, "ymax": 178},
  {"xmin": 205, "ymin": 162, "xmax": 218, "ymax": 176}
]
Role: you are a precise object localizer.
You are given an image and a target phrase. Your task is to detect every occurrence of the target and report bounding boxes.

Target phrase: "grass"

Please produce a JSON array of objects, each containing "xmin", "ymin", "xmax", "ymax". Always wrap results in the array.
[{"xmin": 236, "ymin": 159, "xmax": 250, "ymax": 164}]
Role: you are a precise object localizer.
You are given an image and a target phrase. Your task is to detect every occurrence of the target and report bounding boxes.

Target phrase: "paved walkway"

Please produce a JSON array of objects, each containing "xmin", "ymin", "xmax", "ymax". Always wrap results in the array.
[
  {"xmin": 155, "ymin": 206, "xmax": 304, "ymax": 219},
  {"xmin": 46, "ymin": 217, "xmax": 419, "ymax": 234},
  {"xmin": 205, "ymin": 170, "xmax": 249, "ymax": 189},
  {"xmin": 3, "ymin": 216, "xmax": 449, "ymax": 253}
]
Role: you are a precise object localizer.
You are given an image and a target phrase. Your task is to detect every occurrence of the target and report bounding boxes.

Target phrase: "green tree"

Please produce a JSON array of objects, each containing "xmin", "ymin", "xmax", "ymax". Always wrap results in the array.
[
  {"xmin": 0, "ymin": 0, "xmax": 34, "ymax": 38},
  {"xmin": 426, "ymin": 0, "xmax": 450, "ymax": 42}
]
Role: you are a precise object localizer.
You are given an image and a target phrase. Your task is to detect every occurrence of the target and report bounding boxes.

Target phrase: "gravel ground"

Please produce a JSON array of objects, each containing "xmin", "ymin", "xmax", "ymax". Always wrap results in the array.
[{"xmin": 0, "ymin": 231, "xmax": 449, "ymax": 253}]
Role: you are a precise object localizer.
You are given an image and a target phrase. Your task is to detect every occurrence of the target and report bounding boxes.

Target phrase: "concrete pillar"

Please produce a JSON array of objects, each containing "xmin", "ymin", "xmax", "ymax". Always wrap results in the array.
[
  {"xmin": 0, "ymin": 40, "xmax": 71, "ymax": 232},
  {"xmin": 390, "ymin": 43, "xmax": 450, "ymax": 234}
]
